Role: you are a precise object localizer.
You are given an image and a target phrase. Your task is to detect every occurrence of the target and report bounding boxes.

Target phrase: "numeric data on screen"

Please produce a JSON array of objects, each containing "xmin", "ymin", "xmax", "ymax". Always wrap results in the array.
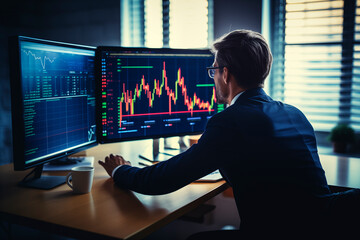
[{"xmin": 20, "ymin": 41, "xmax": 96, "ymax": 163}]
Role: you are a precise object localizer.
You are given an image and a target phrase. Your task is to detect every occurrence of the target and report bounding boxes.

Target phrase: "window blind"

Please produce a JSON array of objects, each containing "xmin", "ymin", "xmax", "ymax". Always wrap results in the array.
[
  {"xmin": 271, "ymin": 0, "xmax": 359, "ymax": 131},
  {"xmin": 351, "ymin": 0, "xmax": 360, "ymax": 130},
  {"xmin": 121, "ymin": 0, "xmax": 145, "ymax": 47},
  {"xmin": 121, "ymin": 0, "xmax": 212, "ymax": 49}
]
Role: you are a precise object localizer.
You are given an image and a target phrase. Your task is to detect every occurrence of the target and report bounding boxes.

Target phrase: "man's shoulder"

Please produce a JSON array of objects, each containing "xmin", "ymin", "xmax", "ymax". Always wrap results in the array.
[
  {"xmin": 209, "ymin": 98, "xmax": 305, "ymax": 126},
  {"xmin": 209, "ymin": 104, "xmax": 242, "ymax": 120},
  {"xmin": 207, "ymin": 103, "xmax": 258, "ymax": 127}
]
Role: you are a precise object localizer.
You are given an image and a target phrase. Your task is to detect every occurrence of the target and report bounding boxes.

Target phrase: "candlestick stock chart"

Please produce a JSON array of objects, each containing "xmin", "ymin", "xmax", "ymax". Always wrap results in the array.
[{"xmin": 99, "ymin": 49, "xmax": 220, "ymax": 141}]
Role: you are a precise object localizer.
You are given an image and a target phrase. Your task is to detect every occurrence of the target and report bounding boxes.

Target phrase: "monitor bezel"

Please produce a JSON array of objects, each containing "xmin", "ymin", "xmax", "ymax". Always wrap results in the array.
[
  {"xmin": 9, "ymin": 36, "xmax": 98, "ymax": 171},
  {"xmin": 95, "ymin": 46, "xmax": 215, "ymax": 144}
]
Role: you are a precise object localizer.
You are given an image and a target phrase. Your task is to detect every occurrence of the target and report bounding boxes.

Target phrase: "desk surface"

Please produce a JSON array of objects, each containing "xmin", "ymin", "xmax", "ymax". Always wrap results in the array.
[
  {"xmin": 320, "ymin": 154, "xmax": 360, "ymax": 189},
  {"xmin": 0, "ymin": 142, "xmax": 228, "ymax": 240},
  {"xmin": 1, "ymin": 143, "xmax": 360, "ymax": 240}
]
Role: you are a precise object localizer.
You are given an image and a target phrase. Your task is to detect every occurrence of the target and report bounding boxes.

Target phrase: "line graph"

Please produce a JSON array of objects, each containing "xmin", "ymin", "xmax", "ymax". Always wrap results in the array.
[
  {"xmin": 88, "ymin": 125, "xmax": 96, "ymax": 141},
  {"xmin": 118, "ymin": 61, "xmax": 217, "ymax": 127},
  {"xmin": 22, "ymin": 49, "xmax": 55, "ymax": 70},
  {"xmin": 121, "ymin": 109, "xmax": 213, "ymax": 117},
  {"xmin": 99, "ymin": 48, "xmax": 216, "ymax": 140}
]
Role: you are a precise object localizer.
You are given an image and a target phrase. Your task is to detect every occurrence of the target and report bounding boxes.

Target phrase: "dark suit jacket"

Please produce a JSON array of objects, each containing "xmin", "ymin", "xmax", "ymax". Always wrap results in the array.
[{"xmin": 113, "ymin": 87, "xmax": 331, "ymax": 231}]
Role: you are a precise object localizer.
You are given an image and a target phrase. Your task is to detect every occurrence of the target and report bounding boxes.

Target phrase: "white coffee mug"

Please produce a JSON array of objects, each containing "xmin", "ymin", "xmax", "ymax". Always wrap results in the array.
[{"xmin": 66, "ymin": 166, "xmax": 94, "ymax": 194}]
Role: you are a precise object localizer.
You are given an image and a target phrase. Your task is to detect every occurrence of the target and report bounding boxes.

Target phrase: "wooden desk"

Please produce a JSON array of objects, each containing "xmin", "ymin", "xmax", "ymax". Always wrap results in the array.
[
  {"xmin": 2, "ymin": 143, "xmax": 359, "ymax": 240},
  {"xmin": 0, "ymin": 142, "xmax": 228, "ymax": 240}
]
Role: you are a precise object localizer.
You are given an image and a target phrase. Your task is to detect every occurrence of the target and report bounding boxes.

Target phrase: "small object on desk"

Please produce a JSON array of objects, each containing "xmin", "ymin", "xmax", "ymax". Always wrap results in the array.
[
  {"xmin": 138, "ymin": 149, "xmax": 181, "ymax": 163},
  {"xmin": 66, "ymin": 166, "xmax": 94, "ymax": 194},
  {"xmin": 159, "ymin": 151, "xmax": 176, "ymax": 157},
  {"xmin": 43, "ymin": 157, "xmax": 94, "ymax": 171},
  {"xmin": 138, "ymin": 154, "xmax": 160, "ymax": 163},
  {"xmin": 196, "ymin": 170, "xmax": 223, "ymax": 182},
  {"xmin": 138, "ymin": 161, "xmax": 152, "ymax": 167}
]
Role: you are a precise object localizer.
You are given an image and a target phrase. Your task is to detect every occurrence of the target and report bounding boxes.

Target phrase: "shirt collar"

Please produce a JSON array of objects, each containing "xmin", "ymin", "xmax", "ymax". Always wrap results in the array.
[{"xmin": 229, "ymin": 91, "xmax": 244, "ymax": 106}]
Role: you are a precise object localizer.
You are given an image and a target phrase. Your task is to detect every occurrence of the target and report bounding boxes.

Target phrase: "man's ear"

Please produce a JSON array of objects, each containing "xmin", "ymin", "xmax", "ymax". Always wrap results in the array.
[{"xmin": 222, "ymin": 67, "xmax": 230, "ymax": 84}]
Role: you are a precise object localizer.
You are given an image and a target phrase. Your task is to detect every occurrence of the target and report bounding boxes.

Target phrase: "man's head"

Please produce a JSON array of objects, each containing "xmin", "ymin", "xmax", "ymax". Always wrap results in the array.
[{"xmin": 211, "ymin": 29, "xmax": 273, "ymax": 90}]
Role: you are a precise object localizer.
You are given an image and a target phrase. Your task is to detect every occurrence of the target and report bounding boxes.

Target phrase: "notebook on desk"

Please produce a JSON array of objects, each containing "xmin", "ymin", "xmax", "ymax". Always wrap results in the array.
[{"xmin": 196, "ymin": 170, "xmax": 223, "ymax": 182}]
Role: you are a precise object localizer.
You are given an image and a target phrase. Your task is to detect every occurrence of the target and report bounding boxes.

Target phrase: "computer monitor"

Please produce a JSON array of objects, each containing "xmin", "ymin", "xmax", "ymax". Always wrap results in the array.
[
  {"xmin": 96, "ymin": 47, "xmax": 222, "ymax": 147},
  {"xmin": 9, "ymin": 36, "xmax": 97, "ymax": 189}
]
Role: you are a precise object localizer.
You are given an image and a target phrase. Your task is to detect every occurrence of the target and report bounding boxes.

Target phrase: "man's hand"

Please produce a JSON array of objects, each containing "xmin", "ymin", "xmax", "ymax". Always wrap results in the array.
[{"xmin": 98, "ymin": 154, "xmax": 131, "ymax": 177}]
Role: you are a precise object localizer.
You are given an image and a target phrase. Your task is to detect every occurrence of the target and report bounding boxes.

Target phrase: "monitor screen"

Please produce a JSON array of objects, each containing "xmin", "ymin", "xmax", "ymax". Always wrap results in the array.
[
  {"xmin": 9, "ymin": 36, "xmax": 97, "ymax": 174},
  {"xmin": 97, "ymin": 47, "xmax": 222, "ymax": 143}
]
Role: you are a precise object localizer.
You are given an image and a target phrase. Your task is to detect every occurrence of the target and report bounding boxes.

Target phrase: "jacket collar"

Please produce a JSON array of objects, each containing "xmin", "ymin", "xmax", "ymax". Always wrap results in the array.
[{"xmin": 234, "ymin": 87, "xmax": 270, "ymax": 104}]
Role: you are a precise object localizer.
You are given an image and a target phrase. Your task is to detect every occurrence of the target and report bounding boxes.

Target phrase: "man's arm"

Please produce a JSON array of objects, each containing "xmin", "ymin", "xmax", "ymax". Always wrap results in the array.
[{"xmin": 98, "ymin": 114, "xmax": 237, "ymax": 195}]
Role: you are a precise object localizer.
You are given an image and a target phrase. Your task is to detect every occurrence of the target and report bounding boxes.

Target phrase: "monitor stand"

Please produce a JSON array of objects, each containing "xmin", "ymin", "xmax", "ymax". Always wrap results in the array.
[
  {"xmin": 138, "ymin": 138, "xmax": 186, "ymax": 163},
  {"xmin": 18, "ymin": 164, "xmax": 66, "ymax": 190}
]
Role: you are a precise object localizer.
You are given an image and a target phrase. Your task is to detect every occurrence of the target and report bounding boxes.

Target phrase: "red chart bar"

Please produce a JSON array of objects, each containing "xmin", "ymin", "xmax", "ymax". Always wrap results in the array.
[{"xmin": 122, "ymin": 109, "xmax": 214, "ymax": 118}]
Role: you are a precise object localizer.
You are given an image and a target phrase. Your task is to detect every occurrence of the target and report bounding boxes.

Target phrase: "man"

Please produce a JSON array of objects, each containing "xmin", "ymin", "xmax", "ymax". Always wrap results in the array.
[{"xmin": 99, "ymin": 30, "xmax": 359, "ymax": 237}]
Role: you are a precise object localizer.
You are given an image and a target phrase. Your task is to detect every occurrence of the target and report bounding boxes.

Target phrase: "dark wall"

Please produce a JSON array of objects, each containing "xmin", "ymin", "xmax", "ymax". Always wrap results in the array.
[
  {"xmin": 0, "ymin": 0, "xmax": 262, "ymax": 165},
  {"xmin": 214, "ymin": 0, "xmax": 262, "ymax": 39},
  {"xmin": 0, "ymin": 0, "xmax": 120, "ymax": 165}
]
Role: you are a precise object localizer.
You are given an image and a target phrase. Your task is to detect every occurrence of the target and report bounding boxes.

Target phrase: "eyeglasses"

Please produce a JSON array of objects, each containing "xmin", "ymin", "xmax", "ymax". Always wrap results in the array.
[{"xmin": 206, "ymin": 66, "xmax": 224, "ymax": 79}]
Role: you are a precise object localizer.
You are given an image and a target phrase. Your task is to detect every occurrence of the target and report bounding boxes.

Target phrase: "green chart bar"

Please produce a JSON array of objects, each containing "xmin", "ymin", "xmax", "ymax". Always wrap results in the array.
[
  {"xmin": 196, "ymin": 84, "xmax": 215, "ymax": 87},
  {"xmin": 121, "ymin": 66, "xmax": 154, "ymax": 69}
]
